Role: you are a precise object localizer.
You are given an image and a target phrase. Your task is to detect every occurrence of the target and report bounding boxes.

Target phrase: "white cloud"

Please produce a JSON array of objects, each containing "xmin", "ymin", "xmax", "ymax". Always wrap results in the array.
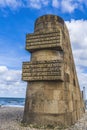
[
  {"xmin": 76, "ymin": 66, "xmax": 87, "ymax": 93},
  {"xmin": 52, "ymin": 0, "xmax": 59, "ymax": 8},
  {"xmin": 0, "ymin": 66, "xmax": 8, "ymax": 73},
  {"xmin": 0, "ymin": 0, "xmax": 49, "ymax": 10},
  {"xmin": 66, "ymin": 20, "xmax": 87, "ymax": 67},
  {"xmin": 41, "ymin": 0, "xmax": 49, "ymax": 6},
  {"xmin": 26, "ymin": 0, "xmax": 87, "ymax": 11},
  {"xmin": 27, "ymin": 0, "xmax": 49, "ymax": 9},
  {"xmin": 0, "ymin": 0, "xmax": 23, "ymax": 9},
  {"xmin": 0, "ymin": 66, "xmax": 26, "ymax": 97},
  {"xmin": 66, "ymin": 19, "xmax": 87, "ymax": 97},
  {"xmin": 77, "ymin": 0, "xmax": 87, "ymax": 5},
  {"xmin": 28, "ymin": 0, "xmax": 41, "ymax": 9},
  {"xmin": 66, "ymin": 20, "xmax": 87, "ymax": 45},
  {"xmin": 61, "ymin": 0, "xmax": 78, "ymax": 13},
  {"xmin": 0, "ymin": 0, "xmax": 86, "ymax": 13}
]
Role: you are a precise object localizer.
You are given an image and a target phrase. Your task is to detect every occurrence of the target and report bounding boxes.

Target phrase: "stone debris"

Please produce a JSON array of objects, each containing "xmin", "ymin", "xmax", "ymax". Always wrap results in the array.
[{"xmin": 65, "ymin": 111, "xmax": 87, "ymax": 130}]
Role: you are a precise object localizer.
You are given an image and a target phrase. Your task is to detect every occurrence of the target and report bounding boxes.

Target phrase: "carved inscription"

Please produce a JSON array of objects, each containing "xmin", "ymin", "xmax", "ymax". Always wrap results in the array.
[
  {"xmin": 22, "ymin": 60, "xmax": 64, "ymax": 81},
  {"xmin": 26, "ymin": 31, "xmax": 62, "ymax": 52}
]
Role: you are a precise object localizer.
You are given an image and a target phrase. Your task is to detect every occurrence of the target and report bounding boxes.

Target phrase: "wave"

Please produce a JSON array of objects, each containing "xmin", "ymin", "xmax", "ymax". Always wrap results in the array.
[{"xmin": 0, "ymin": 97, "xmax": 25, "ymax": 107}]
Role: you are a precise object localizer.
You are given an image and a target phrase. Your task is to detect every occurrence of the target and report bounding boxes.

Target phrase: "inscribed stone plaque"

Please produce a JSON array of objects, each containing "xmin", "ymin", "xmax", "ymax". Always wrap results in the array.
[
  {"xmin": 26, "ymin": 31, "xmax": 62, "ymax": 52},
  {"xmin": 22, "ymin": 60, "xmax": 64, "ymax": 81}
]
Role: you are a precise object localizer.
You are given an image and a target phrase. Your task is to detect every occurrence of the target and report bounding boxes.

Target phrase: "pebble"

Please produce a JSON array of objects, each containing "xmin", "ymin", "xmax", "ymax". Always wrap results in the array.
[{"xmin": 0, "ymin": 107, "xmax": 87, "ymax": 130}]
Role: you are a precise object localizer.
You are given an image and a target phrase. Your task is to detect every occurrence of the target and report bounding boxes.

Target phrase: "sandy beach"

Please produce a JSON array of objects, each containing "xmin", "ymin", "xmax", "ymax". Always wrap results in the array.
[
  {"xmin": 0, "ymin": 107, "xmax": 36, "ymax": 130},
  {"xmin": 0, "ymin": 107, "xmax": 87, "ymax": 130}
]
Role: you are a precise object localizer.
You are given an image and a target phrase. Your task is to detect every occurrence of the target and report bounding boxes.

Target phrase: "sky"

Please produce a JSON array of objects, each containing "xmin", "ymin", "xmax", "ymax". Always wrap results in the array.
[{"xmin": 0, "ymin": 0, "xmax": 87, "ymax": 98}]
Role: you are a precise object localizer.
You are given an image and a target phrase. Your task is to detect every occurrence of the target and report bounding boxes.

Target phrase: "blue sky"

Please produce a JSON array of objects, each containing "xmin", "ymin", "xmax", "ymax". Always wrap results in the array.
[{"xmin": 0, "ymin": 0, "xmax": 87, "ymax": 98}]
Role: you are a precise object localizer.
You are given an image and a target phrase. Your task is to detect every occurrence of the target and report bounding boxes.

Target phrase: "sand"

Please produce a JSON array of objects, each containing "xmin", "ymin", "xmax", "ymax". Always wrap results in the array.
[
  {"xmin": 0, "ymin": 107, "xmax": 36, "ymax": 130},
  {"xmin": 0, "ymin": 107, "xmax": 87, "ymax": 130}
]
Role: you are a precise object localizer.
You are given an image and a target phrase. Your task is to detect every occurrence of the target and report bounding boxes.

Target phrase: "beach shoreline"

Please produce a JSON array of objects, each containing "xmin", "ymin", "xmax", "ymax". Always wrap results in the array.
[{"xmin": 0, "ymin": 106, "xmax": 87, "ymax": 130}]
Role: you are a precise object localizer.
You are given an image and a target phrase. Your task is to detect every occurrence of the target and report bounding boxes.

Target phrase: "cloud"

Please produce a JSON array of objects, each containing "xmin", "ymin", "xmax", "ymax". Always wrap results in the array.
[
  {"xmin": 66, "ymin": 19, "xmax": 87, "ymax": 96},
  {"xmin": 66, "ymin": 20, "xmax": 87, "ymax": 67},
  {"xmin": 25, "ymin": 0, "xmax": 87, "ymax": 12},
  {"xmin": 0, "ymin": 0, "xmax": 23, "ymax": 9},
  {"xmin": 61, "ymin": 0, "xmax": 78, "ymax": 13},
  {"xmin": 27, "ymin": 0, "xmax": 49, "ymax": 9},
  {"xmin": 76, "ymin": 66, "xmax": 87, "ymax": 92},
  {"xmin": 0, "ymin": 66, "xmax": 26, "ymax": 97},
  {"xmin": 0, "ymin": 0, "xmax": 86, "ymax": 13},
  {"xmin": 77, "ymin": 0, "xmax": 87, "ymax": 6},
  {"xmin": 52, "ymin": 0, "xmax": 59, "ymax": 8},
  {"xmin": 28, "ymin": 0, "xmax": 41, "ymax": 9},
  {"xmin": 0, "ymin": 66, "xmax": 8, "ymax": 73},
  {"xmin": 0, "ymin": 0, "xmax": 49, "ymax": 10}
]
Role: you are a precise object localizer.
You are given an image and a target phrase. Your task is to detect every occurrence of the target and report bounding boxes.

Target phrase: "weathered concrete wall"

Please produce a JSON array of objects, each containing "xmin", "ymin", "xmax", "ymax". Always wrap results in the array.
[{"xmin": 22, "ymin": 15, "xmax": 85, "ymax": 127}]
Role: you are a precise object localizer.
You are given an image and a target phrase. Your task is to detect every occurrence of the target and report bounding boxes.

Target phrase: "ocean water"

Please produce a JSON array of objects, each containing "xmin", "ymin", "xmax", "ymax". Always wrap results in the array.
[{"xmin": 0, "ymin": 97, "xmax": 25, "ymax": 107}]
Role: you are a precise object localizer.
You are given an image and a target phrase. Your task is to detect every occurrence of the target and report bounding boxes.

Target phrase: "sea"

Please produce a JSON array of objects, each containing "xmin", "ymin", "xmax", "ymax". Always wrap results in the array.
[{"xmin": 0, "ymin": 97, "xmax": 25, "ymax": 107}]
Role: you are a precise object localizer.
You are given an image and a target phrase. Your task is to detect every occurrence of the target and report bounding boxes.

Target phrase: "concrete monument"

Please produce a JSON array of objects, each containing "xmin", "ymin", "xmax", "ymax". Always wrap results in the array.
[{"xmin": 22, "ymin": 15, "xmax": 85, "ymax": 127}]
